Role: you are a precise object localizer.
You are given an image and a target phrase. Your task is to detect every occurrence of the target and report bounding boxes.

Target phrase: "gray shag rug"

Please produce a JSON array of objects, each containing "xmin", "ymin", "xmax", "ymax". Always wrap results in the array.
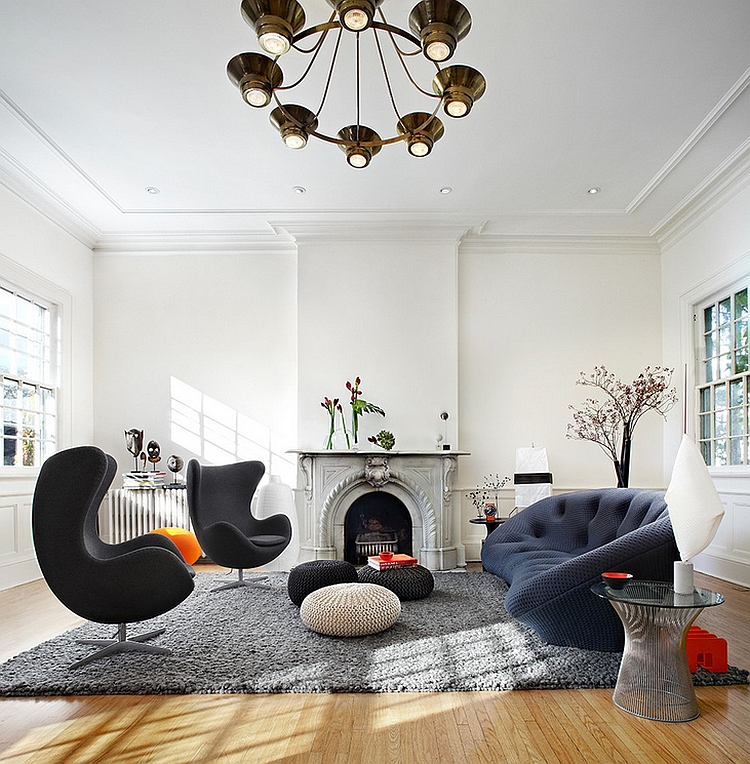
[{"xmin": 0, "ymin": 571, "xmax": 747, "ymax": 696}]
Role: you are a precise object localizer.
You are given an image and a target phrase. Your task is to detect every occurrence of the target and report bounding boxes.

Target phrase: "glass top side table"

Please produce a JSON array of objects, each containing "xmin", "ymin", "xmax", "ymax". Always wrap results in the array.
[{"xmin": 591, "ymin": 580, "xmax": 724, "ymax": 722}]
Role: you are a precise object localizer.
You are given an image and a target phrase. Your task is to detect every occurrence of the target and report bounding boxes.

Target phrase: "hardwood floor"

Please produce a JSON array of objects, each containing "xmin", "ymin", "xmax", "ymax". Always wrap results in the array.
[{"xmin": 0, "ymin": 567, "xmax": 747, "ymax": 764}]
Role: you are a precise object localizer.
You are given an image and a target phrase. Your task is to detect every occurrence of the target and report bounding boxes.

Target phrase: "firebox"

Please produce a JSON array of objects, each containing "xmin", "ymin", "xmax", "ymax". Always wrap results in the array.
[{"xmin": 344, "ymin": 492, "xmax": 412, "ymax": 565}]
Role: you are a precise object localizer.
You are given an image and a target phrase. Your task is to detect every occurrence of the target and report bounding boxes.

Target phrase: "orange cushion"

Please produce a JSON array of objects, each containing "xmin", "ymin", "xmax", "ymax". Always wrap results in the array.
[{"xmin": 150, "ymin": 527, "xmax": 202, "ymax": 565}]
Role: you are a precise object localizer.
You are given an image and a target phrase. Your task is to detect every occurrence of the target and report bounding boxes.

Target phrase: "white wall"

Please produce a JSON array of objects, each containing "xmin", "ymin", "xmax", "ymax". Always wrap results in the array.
[
  {"xmin": 662, "ymin": 179, "xmax": 750, "ymax": 585},
  {"xmin": 457, "ymin": 243, "xmax": 665, "ymax": 558},
  {"xmin": 295, "ymin": 235, "xmax": 460, "ymax": 451},
  {"xmin": 0, "ymin": 186, "xmax": 95, "ymax": 589},
  {"xmin": 93, "ymin": 251, "xmax": 299, "ymax": 485}
]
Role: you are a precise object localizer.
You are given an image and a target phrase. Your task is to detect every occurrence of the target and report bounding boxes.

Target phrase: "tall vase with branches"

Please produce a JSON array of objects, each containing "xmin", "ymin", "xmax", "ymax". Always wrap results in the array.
[{"xmin": 566, "ymin": 365, "xmax": 677, "ymax": 487}]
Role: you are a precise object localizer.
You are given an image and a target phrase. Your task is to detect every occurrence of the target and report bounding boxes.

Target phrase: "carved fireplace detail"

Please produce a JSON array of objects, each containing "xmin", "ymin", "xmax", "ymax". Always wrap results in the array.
[{"xmin": 292, "ymin": 450, "xmax": 469, "ymax": 570}]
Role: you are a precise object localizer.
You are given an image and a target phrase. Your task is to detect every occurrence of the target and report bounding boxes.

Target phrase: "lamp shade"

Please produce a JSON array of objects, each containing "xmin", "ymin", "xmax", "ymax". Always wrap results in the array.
[
  {"xmin": 255, "ymin": 475, "xmax": 300, "ymax": 571},
  {"xmin": 665, "ymin": 434, "xmax": 725, "ymax": 562}
]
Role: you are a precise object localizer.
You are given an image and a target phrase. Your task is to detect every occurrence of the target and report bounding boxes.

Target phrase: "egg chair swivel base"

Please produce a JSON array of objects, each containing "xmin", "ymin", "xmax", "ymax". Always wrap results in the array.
[
  {"xmin": 212, "ymin": 567, "xmax": 269, "ymax": 592},
  {"xmin": 72, "ymin": 623, "xmax": 171, "ymax": 669}
]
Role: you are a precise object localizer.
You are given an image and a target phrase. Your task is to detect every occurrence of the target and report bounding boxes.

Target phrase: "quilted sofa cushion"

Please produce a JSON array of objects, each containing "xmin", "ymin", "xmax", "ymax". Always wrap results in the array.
[{"xmin": 481, "ymin": 488, "xmax": 679, "ymax": 651}]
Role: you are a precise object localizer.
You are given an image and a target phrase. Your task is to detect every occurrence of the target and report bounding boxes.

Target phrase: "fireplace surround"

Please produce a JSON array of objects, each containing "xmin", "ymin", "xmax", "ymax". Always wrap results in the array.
[{"xmin": 292, "ymin": 450, "xmax": 469, "ymax": 570}]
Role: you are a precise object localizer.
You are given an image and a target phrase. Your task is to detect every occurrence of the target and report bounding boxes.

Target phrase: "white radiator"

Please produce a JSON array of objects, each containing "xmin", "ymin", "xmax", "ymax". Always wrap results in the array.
[{"xmin": 105, "ymin": 488, "xmax": 192, "ymax": 544}]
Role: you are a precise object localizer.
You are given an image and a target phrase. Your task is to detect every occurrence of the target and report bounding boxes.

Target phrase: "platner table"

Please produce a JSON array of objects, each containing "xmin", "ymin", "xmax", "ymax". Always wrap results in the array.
[{"xmin": 591, "ymin": 580, "xmax": 724, "ymax": 722}]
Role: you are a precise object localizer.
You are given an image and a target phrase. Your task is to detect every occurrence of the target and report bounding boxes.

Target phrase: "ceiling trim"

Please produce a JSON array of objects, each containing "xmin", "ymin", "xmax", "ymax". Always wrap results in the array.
[
  {"xmin": 652, "ymin": 136, "xmax": 750, "ymax": 250},
  {"xmin": 0, "ymin": 147, "xmax": 100, "ymax": 249},
  {"xmin": 93, "ymin": 231, "xmax": 296, "ymax": 256},
  {"xmin": 626, "ymin": 65, "xmax": 750, "ymax": 216},
  {"xmin": 459, "ymin": 233, "xmax": 661, "ymax": 257}
]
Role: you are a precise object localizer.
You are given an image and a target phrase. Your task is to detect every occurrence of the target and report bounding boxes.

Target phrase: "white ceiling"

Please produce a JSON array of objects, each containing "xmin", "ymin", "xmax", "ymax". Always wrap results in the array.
[{"xmin": 1, "ymin": 0, "xmax": 750, "ymax": 248}]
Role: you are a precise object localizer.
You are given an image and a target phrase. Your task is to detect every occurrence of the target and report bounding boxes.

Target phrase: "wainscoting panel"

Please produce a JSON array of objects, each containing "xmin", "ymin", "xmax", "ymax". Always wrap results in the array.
[
  {"xmin": 0, "ymin": 492, "xmax": 40, "ymax": 591},
  {"xmin": 695, "ymin": 491, "xmax": 750, "ymax": 587}
]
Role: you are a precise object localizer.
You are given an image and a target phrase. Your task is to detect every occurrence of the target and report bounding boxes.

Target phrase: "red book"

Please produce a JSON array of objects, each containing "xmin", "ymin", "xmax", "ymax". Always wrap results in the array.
[{"xmin": 367, "ymin": 554, "xmax": 418, "ymax": 570}]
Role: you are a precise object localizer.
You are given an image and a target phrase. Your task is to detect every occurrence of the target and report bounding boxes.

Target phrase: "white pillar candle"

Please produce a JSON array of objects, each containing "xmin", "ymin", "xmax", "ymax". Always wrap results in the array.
[{"xmin": 674, "ymin": 560, "xmax": 694, "ymax": 595}]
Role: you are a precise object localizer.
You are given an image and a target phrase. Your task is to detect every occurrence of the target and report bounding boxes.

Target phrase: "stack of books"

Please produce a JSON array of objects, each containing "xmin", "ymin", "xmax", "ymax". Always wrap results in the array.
[
  {"xmin": 367, "ymin": 553, "xmax": 418, "ymax": 571},
  {"xmin": 123, "ymin": 471, "xmax": 166, "ymax": 488}
]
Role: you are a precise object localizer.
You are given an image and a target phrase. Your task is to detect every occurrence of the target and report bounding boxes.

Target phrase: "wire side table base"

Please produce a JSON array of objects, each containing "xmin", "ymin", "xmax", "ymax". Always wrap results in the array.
[{"xmin": 608, "ymin": 599, "xmax": 704, "ymax": 722}]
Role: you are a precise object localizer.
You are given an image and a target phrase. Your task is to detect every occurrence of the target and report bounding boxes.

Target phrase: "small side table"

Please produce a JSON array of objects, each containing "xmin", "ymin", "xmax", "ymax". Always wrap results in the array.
[
  {"xmin": 591, "ymin": 580, "xmax": 724, "ymax": 722},
  {"xmin": 469, "ymin": 517, "xmax": 506, "ymax": 537}
]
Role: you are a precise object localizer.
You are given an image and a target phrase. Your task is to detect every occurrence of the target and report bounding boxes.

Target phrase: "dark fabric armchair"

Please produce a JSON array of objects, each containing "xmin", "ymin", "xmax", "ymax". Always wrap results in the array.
[
  {"xmin": 186, "ymin": 459, "xmax": 292, "ymax": 591},
  {"xmin": 481, "ymin": 488, "xmax": 679, "ymax": 651},
  {"xmin": 31, "ymin": 445, "xmax": 195, "ymax": 668}
]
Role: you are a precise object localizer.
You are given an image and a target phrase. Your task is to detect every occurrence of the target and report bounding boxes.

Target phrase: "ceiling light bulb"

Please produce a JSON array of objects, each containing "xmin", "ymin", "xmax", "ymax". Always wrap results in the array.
[
  {"xmin": 293, "ymin": 186, "xmax": 307, "ymax": 194},
  {"xmin": 439, "ymin": 186, "xmax": 452, "ymax": 194},
  {"xmin": 588, "ymin": 187, "xmax": 601, "ymax": 194},
  {"xmin": 426, "ymin": 40, "xmax": 451, "ymax": 61},
  {"xmin": 409, "ymin": 140, "xmax": 430, "ymax": 157},
  {"xmin": 446, "ymin": 97, "xmax": 469, "ymax": 117},
  {"xmin": 283, "ymin": 131, "xmax": 307, "ymax": 149},
  {"xmin": 145, "ymin": 186, "xmax": 160, "ymax": 195},
  {"xmin": 259, "ymin": 32, "xmax": 291, "ymax": 55},
  {"xmin": 348, "ymin": 150, "xmax": 369, "ymax": 168},
  {"xmin": 244, "ymin": 85, "xmax": 272, "ymax": 107},
  {"xmin": 343, "ymin": 8, "xmax": 368, "ymax": 29}
]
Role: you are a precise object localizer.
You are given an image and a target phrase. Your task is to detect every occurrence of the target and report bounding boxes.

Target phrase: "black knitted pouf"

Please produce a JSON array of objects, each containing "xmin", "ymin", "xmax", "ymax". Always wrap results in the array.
[
  {"xmin": 357, "ymin": 564, "xmax": 435, "ymax": 601},
  {"xmin": 287, "ymin": 559, "xmax": 358, "ymax": 606}
]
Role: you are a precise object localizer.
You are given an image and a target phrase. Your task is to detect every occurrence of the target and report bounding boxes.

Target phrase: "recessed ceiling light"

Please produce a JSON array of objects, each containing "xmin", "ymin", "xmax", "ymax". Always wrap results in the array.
[
  {"xmin": 293, "ymin": 186, "xmax": 307, "ymax": 195},
  {"xmin": 587, "ymin": 187, "xmax": 601, "ymax": 195},
  {"xmin": 439, "ymin": 186, "xmax": 453, "ymax": 195},
  {"xmin": 145, "ymin": 186, "xmax": 160, "ymax": 195}
]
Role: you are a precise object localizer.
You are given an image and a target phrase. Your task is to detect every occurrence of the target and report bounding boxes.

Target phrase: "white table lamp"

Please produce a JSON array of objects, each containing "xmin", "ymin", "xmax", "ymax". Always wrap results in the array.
[{"xmin": 664, "ymin": 435, "xmax": 725, "ymax": 594}]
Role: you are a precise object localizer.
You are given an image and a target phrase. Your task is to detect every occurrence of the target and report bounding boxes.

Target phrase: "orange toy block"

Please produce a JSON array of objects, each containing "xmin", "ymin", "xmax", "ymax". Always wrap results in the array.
[{"xmin": 686, "ymin": 626, "xmax": 728, "ymax": 673}]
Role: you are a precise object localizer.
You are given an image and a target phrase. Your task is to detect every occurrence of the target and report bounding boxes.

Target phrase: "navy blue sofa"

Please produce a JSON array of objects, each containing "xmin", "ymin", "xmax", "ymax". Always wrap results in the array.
[{"xmin": 481, "ymin": 488, "xmax": 679, "ymax": 651}]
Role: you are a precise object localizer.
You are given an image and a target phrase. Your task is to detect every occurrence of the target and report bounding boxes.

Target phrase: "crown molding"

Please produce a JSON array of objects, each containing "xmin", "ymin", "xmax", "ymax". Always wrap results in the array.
[
  {"xmin": 458, "ymin": 233, "xmax": 661, "ymax": 257},
  {"xmin": 627, "ymin": 65, "xmax": 750, "ymax": 216},
  {"xmin": 93, "ymin": 231, "xmax": 296, "ymax": 256},
  {"xmin": 652, "ymin": 136, "xmax": 750, "ymax": 250},
  {"xmin": 0, "ymin": 147, "xmax": 101, "ymax": 249}
]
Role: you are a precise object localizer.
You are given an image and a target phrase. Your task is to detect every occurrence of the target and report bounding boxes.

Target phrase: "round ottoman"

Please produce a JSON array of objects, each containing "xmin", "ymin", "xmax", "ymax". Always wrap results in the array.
[
  {"xmin": 149, "ymin": 527, "xmax": 202, "ymax": 565},
  {"xmin": 300, "ymin": 583, "xmax": 401, "ymax": 637},
  {"xmin": 287, "ymin": 559, "xmax": 358, "ymax": 606},
  {"xmin": 357, "ymin": 564, "xmax": 435, "ymax": 601}
]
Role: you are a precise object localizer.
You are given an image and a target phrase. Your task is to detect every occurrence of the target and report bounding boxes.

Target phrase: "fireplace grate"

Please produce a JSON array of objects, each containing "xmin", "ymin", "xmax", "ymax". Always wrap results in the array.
[{"xmin": 355, "ymin": 532, "xmax": 398, "ymax": 559}]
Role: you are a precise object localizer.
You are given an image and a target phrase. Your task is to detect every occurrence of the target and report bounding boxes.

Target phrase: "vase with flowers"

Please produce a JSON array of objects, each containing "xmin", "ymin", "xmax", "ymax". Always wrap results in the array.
[
  {"xmin": 321, "ymin": 396, "xmax": 351, "ymax": 450},
  {"xmin": 346, "ymin": 376, "xmax": 385, "ymax": 445}
]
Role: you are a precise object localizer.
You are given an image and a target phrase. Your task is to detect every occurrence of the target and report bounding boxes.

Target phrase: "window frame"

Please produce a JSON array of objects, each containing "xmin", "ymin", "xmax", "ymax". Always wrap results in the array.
[
  {"xmin": 0, "ymin": 255, "xmax": 71, "ymax": 478},
  {"xmin": 694, "ymin": 276, "xmax": 750, "ymax": 471}
]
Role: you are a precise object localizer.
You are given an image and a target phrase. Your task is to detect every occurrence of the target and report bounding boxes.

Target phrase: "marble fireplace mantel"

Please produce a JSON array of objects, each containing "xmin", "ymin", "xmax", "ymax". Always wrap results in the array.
[{"xmin": 291, "ymin": 450, "xmax": 469, "ymax": 570}]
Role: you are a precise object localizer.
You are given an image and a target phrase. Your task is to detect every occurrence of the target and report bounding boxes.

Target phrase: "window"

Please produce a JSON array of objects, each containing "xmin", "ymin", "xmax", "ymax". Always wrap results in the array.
[
  {"xmin": 697, "ymin": 284, "xmax": 749, "ymax": 466},
  {"xmin": 0, "ymin": 284, "xmax": 58, "ymax": 468}
]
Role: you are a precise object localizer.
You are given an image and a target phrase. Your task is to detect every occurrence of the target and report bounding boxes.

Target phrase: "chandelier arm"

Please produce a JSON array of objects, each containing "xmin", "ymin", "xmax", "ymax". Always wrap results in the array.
[
  {"xmin": 374, "ymin": 10, "xmax": 423, "ymax": 57},
  {"xmin": 278, "ymin": 28, "xmax": 334, "ymax": 91},
  {"xmin": 355, "ymin": 32, "xmax": 362, "ymax": 136},
  {"xmin": 290, "ymin": 13, "xmax": 338, "ymax": 52},
  {"xmin": 311, "ymin": 25, "xmax": 344, "ymax": 117},
  {"xmin": 373, "ymin": 27, "xmax": 403, "ymax": 121}
]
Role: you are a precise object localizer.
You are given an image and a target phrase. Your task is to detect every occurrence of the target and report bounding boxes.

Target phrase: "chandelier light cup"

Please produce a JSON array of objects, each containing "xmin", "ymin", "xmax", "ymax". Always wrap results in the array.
[
  {"xmin": 409, "ymin": 0, "xmax": 473, "ymax": 62},
  {"xmin": 327, "ymin": 0, "xmax": 384, "ymax": 31},
  {"xmin": 397, "ymin": 112, "xmax": 445, "ymax": 157},
  {"xmin": 432, "ymin": 65, "xmax": 486, "ymax": 118},
  {"xmin": 241, "ymin": 0, "xmax": 307, "ymax": 55},
  {"xmin": 227, "ymin": 52, "xmax": 283, "ymax": 108},
  {"xmin": 270, "ymin": 104, "xmax": 319, "ymax": 149}
]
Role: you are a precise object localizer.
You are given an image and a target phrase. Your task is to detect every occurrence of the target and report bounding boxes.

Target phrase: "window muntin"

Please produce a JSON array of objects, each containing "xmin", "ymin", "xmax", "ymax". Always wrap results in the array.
[
  {"xmin": 0, "ymin": 285, "xmax": 57, "ymax": 468},
  {"xmin": 698, "ymin": 286, "xmax": 750, "ymax": 466}
]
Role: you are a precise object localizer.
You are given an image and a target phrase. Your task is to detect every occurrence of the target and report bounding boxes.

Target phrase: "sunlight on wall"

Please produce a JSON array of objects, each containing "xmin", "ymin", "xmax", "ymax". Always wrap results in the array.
[{"xmin": 169, "ymin": 376, "xmax": 296, "ymax": 484}]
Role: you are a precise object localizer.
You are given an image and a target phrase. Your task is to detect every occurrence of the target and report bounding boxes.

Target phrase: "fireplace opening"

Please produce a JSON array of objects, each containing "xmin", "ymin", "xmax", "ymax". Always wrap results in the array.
[{"xmin": 344, "ymin": 492, "xmax": 413, "ymax": 565}]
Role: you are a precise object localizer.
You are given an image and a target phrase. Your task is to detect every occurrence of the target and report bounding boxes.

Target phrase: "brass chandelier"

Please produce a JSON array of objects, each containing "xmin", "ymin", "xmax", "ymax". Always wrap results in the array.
[{"xmin": 227, "ymin": 0, "xmax": 487, "ymax": 168}]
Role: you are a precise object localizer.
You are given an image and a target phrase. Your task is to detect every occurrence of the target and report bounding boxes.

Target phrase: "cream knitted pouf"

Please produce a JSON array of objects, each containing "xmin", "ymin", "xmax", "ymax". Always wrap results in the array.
[{"xmin": 300, "ymin": 582, "xmax": 401, "ymax": 637}]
